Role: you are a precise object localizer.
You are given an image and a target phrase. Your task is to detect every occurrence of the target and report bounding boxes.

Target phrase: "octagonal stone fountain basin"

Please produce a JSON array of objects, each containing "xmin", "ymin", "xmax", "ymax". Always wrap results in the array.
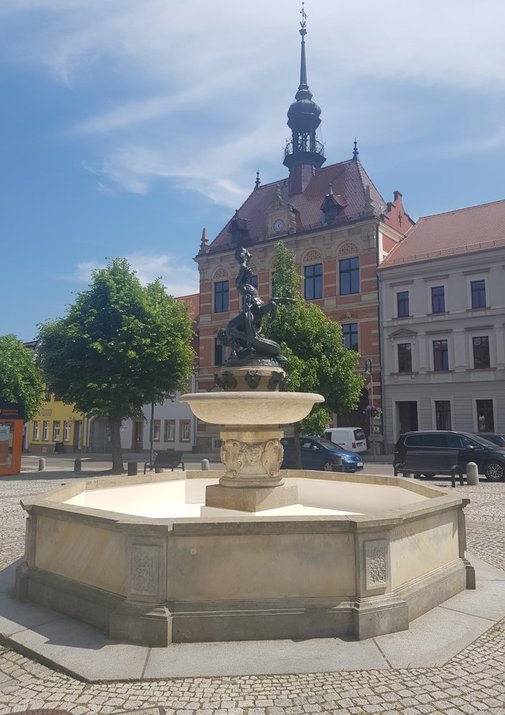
[{"xmin": 15, "ymin": 471, "xmax": 474, "ymax": 647}]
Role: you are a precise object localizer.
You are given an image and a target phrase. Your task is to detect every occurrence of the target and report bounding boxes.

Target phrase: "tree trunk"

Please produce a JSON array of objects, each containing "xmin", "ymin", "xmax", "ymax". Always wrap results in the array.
[
  {"xmin": 109, "ymin": 416, "xmax": 124, "ymax": 474},
  {"xmin": 293, "ymin": 423, "xmax": 302, "ymax": 469}
]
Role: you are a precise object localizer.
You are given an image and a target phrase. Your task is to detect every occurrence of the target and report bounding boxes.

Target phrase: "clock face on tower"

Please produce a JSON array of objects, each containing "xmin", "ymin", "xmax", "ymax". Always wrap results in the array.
[{"xmin": 273, "ymin": 218, "xmax": 285, "ymax": 233}]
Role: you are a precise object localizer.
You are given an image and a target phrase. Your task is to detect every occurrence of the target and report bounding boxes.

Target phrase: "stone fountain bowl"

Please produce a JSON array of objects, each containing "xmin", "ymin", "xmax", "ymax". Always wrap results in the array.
[
  {"xmin": 15, "ymin": 470, "xmax": 475, "ymax": 647},
  {"xmin": 180, "ymin": 391, "xmax": 324, "ymax": 425}
]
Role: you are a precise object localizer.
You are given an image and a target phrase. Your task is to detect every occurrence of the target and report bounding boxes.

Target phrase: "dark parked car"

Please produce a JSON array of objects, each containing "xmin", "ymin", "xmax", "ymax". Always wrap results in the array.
[
  {"xmin": 281, "ymin": 435, "xmax": 364, "ymax": 473},
  {"xmin": 475, "ymin": 432, "xmax": 505, "ymax": 448},
  {"xmin": 393, "ymin": 430, "xmax": 505, "ymax": 481}
]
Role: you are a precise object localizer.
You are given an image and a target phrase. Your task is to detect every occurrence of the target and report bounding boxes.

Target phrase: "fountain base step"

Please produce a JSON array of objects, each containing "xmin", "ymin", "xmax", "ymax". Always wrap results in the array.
[{"xmin": 205, "ymin": 483, "xmax": 298, "ymax": 512}]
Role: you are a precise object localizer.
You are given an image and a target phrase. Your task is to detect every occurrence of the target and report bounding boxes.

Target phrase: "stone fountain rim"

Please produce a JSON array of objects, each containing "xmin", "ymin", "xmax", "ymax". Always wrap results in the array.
[
  {"xmin": 180, "ymin": 391, "xmax": 325, "ymax": 401},
  {"xmin": 20, "ymin": 471, "xmax": 467, "ymax": 532}
]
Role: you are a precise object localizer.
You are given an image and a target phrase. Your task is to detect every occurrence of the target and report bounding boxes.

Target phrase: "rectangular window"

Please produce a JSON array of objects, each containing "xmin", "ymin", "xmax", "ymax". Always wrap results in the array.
[
  {"xmin": 42, "ymin": 421, "xmax": 49, "ymax": 441},
  {"xmin": 33, "ymin": 421, "xmax": 40, "ymax": 441},
  {"xmin": 214, "ymin": 280, "xmax": 229, "ymax": 313},
  {"xmin": 63, "ymin": 420, "xmax": 71, "ymax": 442},
  {"xmin": 342, "ymin": 323, "xmax": 358, "ymax": 351},
  {"xmin": 304, "ymin": 263, "xmax": 323, "ymax": 300},
  {"xmin": 473, "ymin": 336, "xmax": 490, "ymax": 369},
  {"xmin": 180, "ymin": 419, "xmax": 191, "ymax": 442},
  {"xmin": 398, "ymin": 343, "xmax": 412, "ymax": 373},
  {"xmin": 435, "ymin": 401, "xmax": 452, "ymax": 430},
  {"xmin": 52, "ymin": 421, "xmax": 61, "ymax": 441},
  {"xmin": 339, "ymin": 257, "xmax": 359, "ymax": 295},
  {"xmin": 431, "ymin": 285, "xmax": 445, "ymax": 313},
  {"xmin": 396, "ymin": 290, "xmax": 409, "ymax": 317},
  {"xmin": 164, "ymin": 419, "xmax": 175, "ymax": 442},
  {"xmin": 433, "ymin": 339, "xmax": 449, "ymax": 371},
  {"xmin": 476, "ymin": 399, "xmax": 494, "ymax": 432},
  {"xmin": 151, "ymin": 419, "xmax": 161, "ymax": 442},
  {"xmin": 214, "ymin": 337, "xmax": 225, "ymax": 366},
  {"xmin": 471, "ymin": 279, "xmax": 486, "ymax": 309}
]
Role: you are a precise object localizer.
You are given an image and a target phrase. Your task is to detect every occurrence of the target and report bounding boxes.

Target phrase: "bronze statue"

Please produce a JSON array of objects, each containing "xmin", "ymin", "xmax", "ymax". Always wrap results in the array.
[{"xmin": 218, "ymin": 247, "xmax": 293, "ymax": 365}]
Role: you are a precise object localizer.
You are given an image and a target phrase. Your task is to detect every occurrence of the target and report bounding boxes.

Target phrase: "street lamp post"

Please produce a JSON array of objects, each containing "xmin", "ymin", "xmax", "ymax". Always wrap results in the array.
[
  {"xmin": 364, "ymin": 358, "xmax": 376, "ymax": 459},
  {"xmin": 149, "ymin": 401, "xmax": 155, "ymax": 470}
]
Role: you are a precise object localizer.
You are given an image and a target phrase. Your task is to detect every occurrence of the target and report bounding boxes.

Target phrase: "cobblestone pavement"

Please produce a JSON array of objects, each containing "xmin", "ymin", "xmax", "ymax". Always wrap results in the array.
[{"xmin": 1, "ymin": 474, "xmax": 505, "ymax": 714}]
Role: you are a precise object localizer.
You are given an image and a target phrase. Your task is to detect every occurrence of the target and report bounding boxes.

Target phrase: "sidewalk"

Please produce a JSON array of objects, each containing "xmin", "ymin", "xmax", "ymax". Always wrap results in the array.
[{"xmin": 1, "ymin": 557, "xmax": 504, "ymax": 681}]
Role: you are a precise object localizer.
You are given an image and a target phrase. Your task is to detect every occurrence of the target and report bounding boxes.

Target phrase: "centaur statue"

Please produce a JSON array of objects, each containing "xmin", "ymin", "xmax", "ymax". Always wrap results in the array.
[{"xmin": 218, "ymin": 247, "xmax": 294, "ymax": 365}]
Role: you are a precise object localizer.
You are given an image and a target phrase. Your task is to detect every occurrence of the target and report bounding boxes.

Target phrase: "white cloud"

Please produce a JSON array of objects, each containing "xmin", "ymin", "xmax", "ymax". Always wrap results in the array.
[
  {"xmin": 3, "ymin": 0, "xmax": 505, "ymax": 207},
  {"xmin": 71, "ymin": 253, "xmax": 199, "ymax": 297}
]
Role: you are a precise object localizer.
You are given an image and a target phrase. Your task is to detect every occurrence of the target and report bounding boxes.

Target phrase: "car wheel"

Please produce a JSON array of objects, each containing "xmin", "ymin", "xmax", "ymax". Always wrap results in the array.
[
  {"xmin": 484, "ymin": 461, "xmax": 505, "ymax": 482},
  {"xmin": 321, "ymin": 460, "xmax": 334, "ymax": 471}
]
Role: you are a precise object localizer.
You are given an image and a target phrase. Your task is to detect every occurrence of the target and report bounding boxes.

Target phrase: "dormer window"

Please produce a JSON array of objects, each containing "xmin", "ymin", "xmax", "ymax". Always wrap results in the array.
[{"xmin": 320, "ymin": 185, "xmax": 345, "ymax": 224}]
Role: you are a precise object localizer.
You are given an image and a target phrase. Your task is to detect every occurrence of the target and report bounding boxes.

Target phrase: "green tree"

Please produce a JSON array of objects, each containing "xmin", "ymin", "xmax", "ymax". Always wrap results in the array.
[
  {"xmin": 37, "ymin": 258, "xmax": 195, "ymax": 473},
  {"xmin": 265, "ymin": 242, "xmax": 363, "ymax": 446},
  {"xmin": 0, "ymin": 335, "xmax": 43, "ymax": 420}
]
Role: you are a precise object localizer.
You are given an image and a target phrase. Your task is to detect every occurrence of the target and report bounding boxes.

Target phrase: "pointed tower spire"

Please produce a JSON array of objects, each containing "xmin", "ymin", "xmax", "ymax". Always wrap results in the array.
[
  {"xmin": 353, "ymin": 138, "xmax": 359, "ymax": 160},
  {"xmin": 299, "ymin": 2, "xmax": 308, "ymax": 88},
  {"xmin": 199, "ymin": 227, "xmax": 209, "ymax": 254},
  {"xmin": 254, "ymin": 169, "xmax": 261, "ymax": 191},
  {"xmin": 284, "ymin": 3, "xmax": 325, "ymax": 195}
]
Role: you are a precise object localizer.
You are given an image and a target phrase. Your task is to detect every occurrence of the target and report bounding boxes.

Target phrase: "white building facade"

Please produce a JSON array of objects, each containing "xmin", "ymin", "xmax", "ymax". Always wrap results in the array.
[{"xmin": 378, "ymin": 200, "xmax": 505, "ymax": 452}]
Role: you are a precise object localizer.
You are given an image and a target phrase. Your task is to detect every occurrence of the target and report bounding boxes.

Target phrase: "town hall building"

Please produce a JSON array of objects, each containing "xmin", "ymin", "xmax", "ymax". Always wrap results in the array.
[{"xmin": 193, "ymin": 11, "xmax": 413, "ymax": 452}]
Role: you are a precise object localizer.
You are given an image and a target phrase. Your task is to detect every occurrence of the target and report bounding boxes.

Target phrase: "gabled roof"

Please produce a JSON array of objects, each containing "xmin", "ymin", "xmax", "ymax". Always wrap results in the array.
[
  {"xmin": 380, "ymin": 198, "xmax": 505, "ymax": 268},
  {"xmin": 206, "ymin": 158, "xmax": 387, "ymax": 254}
]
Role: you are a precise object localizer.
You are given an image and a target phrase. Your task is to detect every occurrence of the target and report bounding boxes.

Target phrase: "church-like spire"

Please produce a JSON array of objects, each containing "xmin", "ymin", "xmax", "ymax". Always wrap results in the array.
[
  {"xmin": 353, "ymin": 138, "xmax": 359, "ymax": 160},
  {"xmin": 299, "ymin": 2, "xmax": 308, "ymax": 89},
  {"xmin": 284, "ymin": 3, "xmax": 325, "ymax": 195}
]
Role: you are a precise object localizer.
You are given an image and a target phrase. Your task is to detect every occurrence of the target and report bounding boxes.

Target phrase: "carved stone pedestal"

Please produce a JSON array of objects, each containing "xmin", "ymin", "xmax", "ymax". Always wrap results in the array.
[
  {"xmin": 204, "ymin": 425, "xmax": 298, "ymax": 512},
  {"xmin": 218, "ymin": 427, "xmax": 284, "ymax": 488}
]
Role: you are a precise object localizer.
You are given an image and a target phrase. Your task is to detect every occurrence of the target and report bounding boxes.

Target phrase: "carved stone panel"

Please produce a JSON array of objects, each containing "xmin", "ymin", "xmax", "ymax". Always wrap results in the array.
[
  {"xmin": 220, "ymin": 438, "xmax": 283, "ymax": 479},
  {"xmin": 128, "ymin": 541, "xmax": 165, "ymax": 602},
  {"xmin": 364, "ymin": 539, "xmax": 388, "ymax": 590}
]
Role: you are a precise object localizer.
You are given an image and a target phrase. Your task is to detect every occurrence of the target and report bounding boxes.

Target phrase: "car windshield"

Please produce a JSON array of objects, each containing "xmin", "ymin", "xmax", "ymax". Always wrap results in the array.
[
  {"xmin": 308, "ymin": 436, "xmax": 346, "ymax": 451},
  {"xmin": 462, "ymin": 433, "xmax": 498, "ymax": 448}
]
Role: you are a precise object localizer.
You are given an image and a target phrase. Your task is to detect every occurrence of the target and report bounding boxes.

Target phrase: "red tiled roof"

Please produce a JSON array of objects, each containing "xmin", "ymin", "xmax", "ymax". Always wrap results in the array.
[
  {"xmin": 207, "ymin": 159, "xmax": 387, "ymax": 253},
  {"xmin": 380, "ymin": 198, "xmax": 505, "ymax": 268},
  {"xmin": 176, "ymin": 293, "xmax": 199, "ymax": 320}
]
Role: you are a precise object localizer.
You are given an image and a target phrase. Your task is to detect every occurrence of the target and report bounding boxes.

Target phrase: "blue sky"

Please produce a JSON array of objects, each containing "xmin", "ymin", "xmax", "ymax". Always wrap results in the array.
[{"xmin": 2, "ymin": 0, "xmax": 505, "ymax": 341}]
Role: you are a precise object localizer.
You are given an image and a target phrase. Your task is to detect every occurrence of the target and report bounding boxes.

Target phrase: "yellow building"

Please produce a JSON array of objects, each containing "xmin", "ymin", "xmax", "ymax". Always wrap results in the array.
[{"xmin": 27, "ymin": 391, "xmax": 89, "ymax": 454}]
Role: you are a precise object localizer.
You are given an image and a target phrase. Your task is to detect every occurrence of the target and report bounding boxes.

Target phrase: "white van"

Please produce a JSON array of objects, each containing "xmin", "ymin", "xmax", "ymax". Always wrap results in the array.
[{"xmin": 324, "ymin": 427, "xmax": 367, "ymax": 453}]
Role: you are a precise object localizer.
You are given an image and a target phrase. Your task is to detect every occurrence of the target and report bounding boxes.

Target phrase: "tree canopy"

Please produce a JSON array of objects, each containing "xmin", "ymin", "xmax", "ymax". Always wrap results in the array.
[
  {"xmin": 265, "ymin": 242, "xmax": 364, "ymax": 436},
  {"xmin": 37, "ymin": 258, "xmax": 195, "ymax": 471},
  {"xmin": 0, "ymin": 335, "xmax": 43, "ymax": 420}
]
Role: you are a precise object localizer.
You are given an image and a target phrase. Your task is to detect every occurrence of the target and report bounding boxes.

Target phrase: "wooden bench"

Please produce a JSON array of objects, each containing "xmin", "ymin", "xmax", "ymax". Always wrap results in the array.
[
  {"xmin": 394, "ymin": 450, "xmax": 465, "ymax": 487},
  {"xmin": 144, "ymin": 450, "xmax": 185, "ymax": 474}
]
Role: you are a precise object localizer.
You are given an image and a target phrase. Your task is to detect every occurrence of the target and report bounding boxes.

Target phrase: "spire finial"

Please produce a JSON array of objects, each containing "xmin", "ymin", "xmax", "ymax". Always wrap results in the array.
[
  {"xmin": 254, "ymin": 169, "xmax": 261, "ymax": 191},
  {"xmin": 353, "ymin": 138, "xmax": 359, "ymax": 160},
  {"xmin": 299, "ymin": 3, "xmax": 308, "ymax": 88},
  {"xmin": 300, "ymin": 2, "xmax": 307, "ymax": 31},
  {"xmin": 199, "ymin": 227, "xmax": 209, "ymax": 254}
]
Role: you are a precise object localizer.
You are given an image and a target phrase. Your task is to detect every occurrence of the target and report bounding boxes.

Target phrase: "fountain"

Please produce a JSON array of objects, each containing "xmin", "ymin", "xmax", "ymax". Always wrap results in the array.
[{"xmin": 15, "ymin": 249, "xmax": 475, "ymax": 646}]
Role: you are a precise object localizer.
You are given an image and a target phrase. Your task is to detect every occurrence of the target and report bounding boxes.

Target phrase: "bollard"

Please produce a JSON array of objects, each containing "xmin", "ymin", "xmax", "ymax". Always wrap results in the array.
[
  {"xmin": 466, "ymin": 462, "xmax": 479, "ymax": 485},
  {"xmin": 38, "ymin": 457, "xmax": 46, "ymax": 471},
  {"xmin": 201, "ymin": 458, "xmax": 210, "ymax": 471},
  {"xmin": 74, "ymin": 458, "xmax": 82, "ymax": 473}
]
